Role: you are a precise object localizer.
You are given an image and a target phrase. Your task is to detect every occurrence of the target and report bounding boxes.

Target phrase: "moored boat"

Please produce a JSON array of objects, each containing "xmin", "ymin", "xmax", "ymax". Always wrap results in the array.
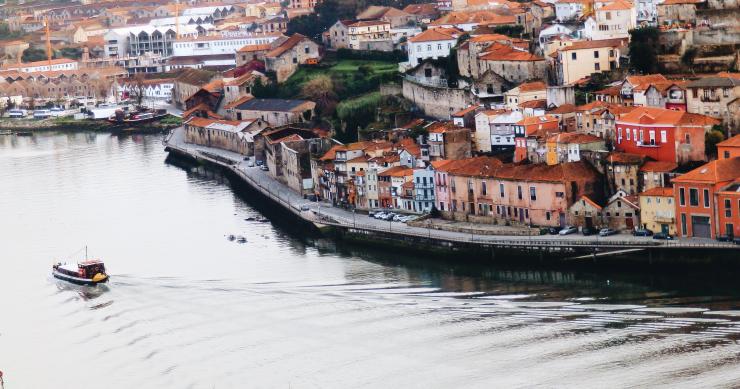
[{"xmin": 52, "ymin": 259, "xmax": 109, "ymax": 286}]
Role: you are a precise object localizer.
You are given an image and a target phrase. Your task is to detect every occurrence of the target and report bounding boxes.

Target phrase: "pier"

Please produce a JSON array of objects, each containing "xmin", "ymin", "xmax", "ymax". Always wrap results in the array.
[{"xmin": 164, "ymin": 127, "xmax": 739, "ymax": 263}]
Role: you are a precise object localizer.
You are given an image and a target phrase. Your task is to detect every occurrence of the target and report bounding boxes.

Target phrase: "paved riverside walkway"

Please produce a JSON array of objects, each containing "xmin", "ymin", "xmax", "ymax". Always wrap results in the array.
[{"xmin": 164, "ymin": 127, "xmax": 738, "ymax": 251}]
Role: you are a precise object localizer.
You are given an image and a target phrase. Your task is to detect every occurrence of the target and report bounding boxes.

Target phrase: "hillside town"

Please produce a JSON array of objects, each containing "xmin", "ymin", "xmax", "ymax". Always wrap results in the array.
[{"xmin": 1, "ymin": 0, "xmax": 739, "ymax": 241}]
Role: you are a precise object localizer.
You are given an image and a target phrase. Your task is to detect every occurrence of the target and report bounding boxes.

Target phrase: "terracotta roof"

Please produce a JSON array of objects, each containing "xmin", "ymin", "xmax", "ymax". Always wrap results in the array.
[
  {"xmin": 408, "ymin": 27, "xmax": 461, "ymax": 43},
  {"xmin": 320, "ymin": 144, "xmax": 344, "ymax": 161},
  {"xmin": 607, "ymin": 152, "xmax": 645, "ymax": 164},
  {"xmin": 516, "ymin": 114, "xmax": 559, "ymax": 126},
  {"xmin": 639, "ymin": 160, "xmax": 678, "ymax": 172},
  {"xmin": 659, "ymin": 0, "xmax": 703, "ymax": 5},
  {"xmin": 378, "ymin": 166, "xmax": 413, "ymax": 177},
  {"xmin": 445, "ymin": 156, "xmax": 504, "ymax": 177},
  {"xmin": 717, "ymin": 134, "xmax": 740, "ymax": 148},
  {"xmin": 478, "ymin": 43, "xmax": 543, "ymax": 62},
  {"xmin": 598, "ymin": 0, "xmax": 633, "ymax": 11},
  {"xmin": 402, "ymin": 3, "xmax": 438, "ymax": 15},
  {"xmin": 430, "ymin": 11, "xmax": 516, "ymax": 26},
  {"xmin": 518, "ymin": 99, "xmax": 547, "ymax": 109},
  {"xmin": 175, "ymin": 68, "xmax": 215, "ymax": 86},
  {"xmin": 452, "ymin": 105, "xmax": 480, "ymax": 117},
  {"xmin": 518, "ymin": 81, "xmax": 546, "ymax": 92},
  {"xmin": 580, "ymin": 195, "xmax": 603, "ymax": 210},
  {"xmin": 547, "ymin": 132, "xmax": 603, "ymax": 144},
  {"xmin": 625, "ymin": 74, "xmax": 668, "ymax": 87},
  {"xmin": 265, "ymin": 34, "xmax": 309, "ymax": 58},
  {"xmin": 673, "ymin": 157, "xmax": 740, "ymax": 184},
  {"xmin": 223, "ymin": 95, "xmax": 254, "ymax": 110},
  {"xmin": 238, "ymin": 43, "xmax": 272, "ymax": 53},
  {"xmin": 548, "ymin": 104, "xmax": 576, "ymax": 114},
  {"xmin": 595, "ymin": 85, "xmax": 621, "ymax": 96},
  {"xmin": 348, "ymin": 20, "xmax": 391, "ymax": 27},
  {"xmin": 558, "ymin": 38, "xmax": 626, "ymax": 51},
  {"xmin": 187, "ymin": 117, "xmax": 242, "ymax": 128},
  {"xmin": 617, "ymin": 107, "xmax": 720, "ymax": 127},
  {"xmin": 639, "ymin": 187, "xmax": 674, "ymax": 197},
  {"xmin": 468, "ymin": 33, "xmax": 512, "ymax": 42}
]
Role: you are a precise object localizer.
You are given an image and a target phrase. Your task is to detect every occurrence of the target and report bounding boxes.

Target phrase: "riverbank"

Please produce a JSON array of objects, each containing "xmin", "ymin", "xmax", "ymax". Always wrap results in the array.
[
  {"xmin": 0, "ymin": 116, "xmax": 181, "ymax": 134},
  {"xmin": 163, "ymin": 126, "xmax": 739, "ymax": 266}
]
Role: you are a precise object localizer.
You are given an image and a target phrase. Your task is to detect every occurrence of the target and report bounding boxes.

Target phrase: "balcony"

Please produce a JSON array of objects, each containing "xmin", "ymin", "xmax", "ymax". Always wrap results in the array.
[{"xmin": 700, "ymin": 95, "xmax": 721, "ymax": 102}]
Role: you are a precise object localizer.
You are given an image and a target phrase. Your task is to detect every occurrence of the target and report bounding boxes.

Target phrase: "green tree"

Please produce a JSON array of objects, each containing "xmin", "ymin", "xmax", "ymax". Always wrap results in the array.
[
  {"xmin": 300, "ymin": 75, "xmax": 338, "ymax": 116},
  {"xmin": 705, "ymin": 126, "xmax": 725, "ymax": 157},
  {"xmin": 681, "ymin": 47, "xmax": 697, "ymax": 72},
  {"xmin": 628, "ymin": 27, "xmax": 660, "ymax": 74},
  {"xmin": 22, "ymin": 47, "xmax": 48, "ymax": 62}
]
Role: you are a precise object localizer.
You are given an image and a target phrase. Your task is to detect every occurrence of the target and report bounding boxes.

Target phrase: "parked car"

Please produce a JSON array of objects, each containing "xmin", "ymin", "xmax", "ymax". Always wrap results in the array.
[
  {"xmin": 383, "ymin": 213, "xmax": 396, "ymax": 221},
  {"xmin": 373, "ymin": 212, "xmax": 387, "ymax": 220},
  {"xmin": 581, "ymin": 226, "xmax": 597, "ymax": 236},
  {"xmin": 716, "ymin": 235, "xmax": 732, "ymax": 242},
  {"xmin": 599, "ymin": 228, "xmax": 618, "ymax": 237},
  {"xmin": 653, "ymin": 232, "xmax": 674, "ymax": 240},
  {"xmin": 8, "ymin": 109, "xmax": 26, "ymax": 118},
  {"xmin": 733, "ymin": 237, "xmax": 740, "ymax": 245},
  {"xmin": 632, "ymin": 228, "xmax": 653, "ymax": 237},
  {"xmin": 392, "ymin": 214, "xmax": 405, "ymax": 222},
  {"xmin": 559, "ymin": 226, "xmax": 578, "ymax": 235},
  {"xmin": 255, "ymin": 160, "xmax": 264, "ymax": 166},
  {"xmin": 300, "ymin": 205, "xmax": 310, "ymax": 212},
  {"xmin": 548, "ymin": 227, "xmax": 560, "ymax": 235},
  {"xmin": 260, "ymin": 165, "xmax": 268, "ymax": 171},
  {"xmin": 246, "ymin": 161, "xmax": 254, "ymax": 167},
  {"xmin": 368, "ymin": 211, "xmax": 376, "ymax": 217}
]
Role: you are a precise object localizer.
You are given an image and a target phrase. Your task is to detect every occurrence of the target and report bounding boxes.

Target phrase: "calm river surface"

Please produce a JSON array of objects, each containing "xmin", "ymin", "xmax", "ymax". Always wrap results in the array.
[{"xmin": 2, "ymin": 132, "xmax": 740, "ymax": 389}]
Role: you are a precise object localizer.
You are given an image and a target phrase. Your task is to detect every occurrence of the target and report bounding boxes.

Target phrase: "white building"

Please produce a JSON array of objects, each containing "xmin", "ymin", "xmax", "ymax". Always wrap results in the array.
[
  {"xmin": 391, "ymin": 26, "xmax": 422, "ymax": 44},
  {"xmin": 636, "ymin": 0, "xmax": 658, "ymax": 24},
  {"xmin": 555, "ymin": 0, "xmax": 587, "ymax": 22},
  {"xmin": 171, "ymin": 32, "xmax": 281, "ymax": 58},
  {"xmin": 1, "ymin": 58, "xmax": 78, "ymax": 73},
  {"xmin": 118, "ymin": 79, "xmax": 174, "ymax": 102},
  {"xmin": 104, "ymin": 24, "xmax": 211, "ymax": 58},
  {"xmin": 538, "ymin": 24, "xmax": 574, "ymax": 51},
  {"xmin": 584, "ymin": 0, "xmax": 636, "ymax": 40},
  {"xmin": 474, "ymin": 110, "xmax": 523, "ymax": 153},
  {"xmin": 405, "ymin": 27, "xmax": 461, "ymax": 67}
]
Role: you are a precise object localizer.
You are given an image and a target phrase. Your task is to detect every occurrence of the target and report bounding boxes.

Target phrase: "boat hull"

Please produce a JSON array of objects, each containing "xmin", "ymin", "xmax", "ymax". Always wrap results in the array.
[{"xmin": 52, "ymin": 270, "xmax": 109, "ymax": 286}]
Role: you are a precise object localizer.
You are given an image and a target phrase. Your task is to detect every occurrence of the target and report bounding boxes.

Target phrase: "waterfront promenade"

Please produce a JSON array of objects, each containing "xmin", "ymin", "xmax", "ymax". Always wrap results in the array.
[{"xmin": 164, "ymin": 127, "xmax": 738, "ymax": 253}]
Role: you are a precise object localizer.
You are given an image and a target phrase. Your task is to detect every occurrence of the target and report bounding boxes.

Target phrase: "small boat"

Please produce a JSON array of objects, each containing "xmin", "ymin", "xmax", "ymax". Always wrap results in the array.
[
  {"xmin": 52, "ymin": 256, "xmax": 109, "ymax": 286},
  {"xmin": 14, "ymin": 131, "xmax": 33, "ymax": 136}
]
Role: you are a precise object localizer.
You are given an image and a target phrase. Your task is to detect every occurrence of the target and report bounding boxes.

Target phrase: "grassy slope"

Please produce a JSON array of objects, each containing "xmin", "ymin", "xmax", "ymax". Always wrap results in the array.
[{"xmin": 280, "ymin": 59, "xmax": 398, "ymax": 99}]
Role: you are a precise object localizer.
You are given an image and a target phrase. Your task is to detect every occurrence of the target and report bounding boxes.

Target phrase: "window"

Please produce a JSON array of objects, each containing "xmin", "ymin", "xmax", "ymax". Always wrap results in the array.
[
  {"xmin": 609, "ymin": 49, "xmax": 615, "ymax": 57},
  {"xmin": 546, "ymin": 211, "xmax": 551, "ymax": 220},
  {"xmin": 499, "ymin": 183, "xmax": 505, "ymax": 198},
  {"xmin": 555, "ymin": 191, "xmax": 564, "ymax": 198},
  {"xmin": 437, "ymin": 43, "xmax": 442, "ymax": 50},
  {"xmin": 517, "ymin": 186, "xmax": 522, "ymax": 200},
  {"xmin": 571, "ymin": 52, "xmax": 577, "ymax": 60},
  {"xmin": 595, "ymin": 63, "xmax": 600, "ymax": 71},
  {"xmin": 661, "ymin": 130, "xmax": 667, "ymax": 143},
  {"xmin": 689, "ymin": 188, "xmax": 699, "ymax": 206},
  {"xmin": 703, "ymin": 189, "xmax": 710, "ymax": 208},
  {"xmin": 427, "ymin": 44, "xmax": 431, "ymax": 51},
  {"xmin": 681, "ymin": 213, "xmax": 687, "ymax": 235},
  {"xmin": 679, "ymin": 187, "xmax": 685, "ymax": 206},
  {"xmin": 482, "ymin": 181, "xmax": 487, "ymax": 195},
  {"xmin": 726, "ymin": 199, "xmax": 732, "ymax": 217},
  {"xmin": 530, "ymin": 186, "xmax": 536, "ymax": 201}
]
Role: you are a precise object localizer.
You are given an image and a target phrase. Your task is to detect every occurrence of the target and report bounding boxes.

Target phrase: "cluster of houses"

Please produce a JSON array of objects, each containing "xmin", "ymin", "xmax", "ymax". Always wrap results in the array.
[{"xmin": 2, "ymin": 0, "xmax": 739, "ymax": 243}]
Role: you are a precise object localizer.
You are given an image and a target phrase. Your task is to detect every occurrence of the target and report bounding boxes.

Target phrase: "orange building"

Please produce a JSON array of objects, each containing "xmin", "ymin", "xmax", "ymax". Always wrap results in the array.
[
  {"xmin": 673, "ymin": 157, "xmax": 740, "ymax": 239},
  {"xmin": 717, "ymin": 134, "xmax": 740, "ymax": 160},
  {"xmin": 513, "ymin": 115, "xmax": 559, "ymax": 162}
]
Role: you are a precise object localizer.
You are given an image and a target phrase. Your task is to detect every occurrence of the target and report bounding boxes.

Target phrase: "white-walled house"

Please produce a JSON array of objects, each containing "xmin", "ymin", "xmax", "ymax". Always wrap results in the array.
[
  {"xmin": 636, "ymin": 0, "xmax": 658, "ymax": 25},
  {"xmin": 538, "ymin": 24, "xmax": 574, "ymax": 51},
  {"xmin": 555, "ymin": 0, "xmax": 587, "ymax": 22},
  {"xmin": 474, "ymin": 110, "xmax": 523, "ymax": 153},
  {"xmin": 405, "ymin": 27, "xmax": 462, "ymax": 67},
  {"xmin": 583, "ymin": 0, "xmax": 636, "ymax": 40}
]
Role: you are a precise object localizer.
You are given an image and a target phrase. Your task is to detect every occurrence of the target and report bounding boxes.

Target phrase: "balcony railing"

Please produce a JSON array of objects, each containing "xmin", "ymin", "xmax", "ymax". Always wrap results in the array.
[{"xmin": 701, "ymin": 95, "xmax": 721, "ymax": 102}]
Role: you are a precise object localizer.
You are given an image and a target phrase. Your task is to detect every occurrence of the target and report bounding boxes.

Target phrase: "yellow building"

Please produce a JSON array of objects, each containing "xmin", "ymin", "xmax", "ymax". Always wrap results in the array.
[
  {"xmin": 545, "ymin": 132, "xmax": 605, "ymax": 165},
  {"xmin": 638, "ymin": 187, "xmax": 676, "ymax": 234},
  {"xmin": 556, "ymin": 38, "xmax": 625, "ymax": 85}
]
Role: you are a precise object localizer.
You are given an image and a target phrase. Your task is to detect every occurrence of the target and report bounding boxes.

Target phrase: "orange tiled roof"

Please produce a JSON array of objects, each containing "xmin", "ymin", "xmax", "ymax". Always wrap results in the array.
[
  {"xmin": 717, "ymin": 134, "xmax": 740, "ymax": 148},
  {"xmin": 639, "ymin": 186, "xmax": 675, "ymax": 197},
  {"xmin": 223, "ymin": 95, "xmax": 254, "ymax": 110},
  {"xmin": 265, "ymin": 33, "xmax": 309, "ymax": 58},
  {"xmin": 558, "ymin": 38, "xmax": 626, "ymax": 51},
  {"xmin": 618, "ymin": 107, "xmax": 720, "ymax": 127},
  {"xmin": 452, "ymin": 105, "xmax": 480, "ymax": 117},
  {"xmin": 516, "ymin": 114, "xmax": 558, "ymax": 126},
  {"xmin": 238, "ymin": 43, "xmax": 272, "ymax": 53},
  {"xmin": 430, "ymin": 11, "xmax": 515, "ymax": 26},
  {"xmin": 607, "ymin": 152, "xmax": 645, "ymax": 164},
  {"xmin": 580, "ymin": 195, "xmax": 603, "ymax": 210},
  {"xmin": 598, "ymin": 0, "xmax": 633, "ymax": 11},
  {"xmin": 518, "ymin": 81, "xmax": 546, "ymax": 92},
  {"xmin": 479, "ymin": 43, "xmax": 543, "ymax": 62},
  {"xmin": 547, "ymin": 132, "xmax": 603, "ymax": 144},
  {"xmin": 639, "ymin": 160, "xmax": 678, "ymax": 172},
  {"xmin": 378, "ymin": 166, "xmax": 413, "ymax": 177},
  {"xmin": 408, "ymin": 27, "xmax": 461, "ymax": 43},
  {"xmin": 518, "ymin": 99, "xmax": 547, "ymax": 109},
  {"xmin": 673, "ymin": 157, "xmax": 740, "ymax": 184}
]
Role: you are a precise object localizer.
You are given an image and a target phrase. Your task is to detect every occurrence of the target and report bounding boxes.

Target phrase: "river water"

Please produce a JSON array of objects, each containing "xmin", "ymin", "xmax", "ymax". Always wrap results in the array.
[{"xmin": 1, "ymin": 132, "xmax": 740, "ymax": 388}]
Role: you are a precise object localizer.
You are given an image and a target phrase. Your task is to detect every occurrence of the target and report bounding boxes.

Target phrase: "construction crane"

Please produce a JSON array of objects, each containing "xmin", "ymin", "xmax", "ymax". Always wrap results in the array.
[{"xmin": 44, "ymin": 15, "xmax": 52, "ymax": 70}]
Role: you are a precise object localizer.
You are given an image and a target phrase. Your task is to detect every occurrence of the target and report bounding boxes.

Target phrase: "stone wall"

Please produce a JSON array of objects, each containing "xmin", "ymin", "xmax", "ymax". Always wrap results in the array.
[{"xmin": 402, "ymin": 78, "xmax": 474, "ymax": 119}]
